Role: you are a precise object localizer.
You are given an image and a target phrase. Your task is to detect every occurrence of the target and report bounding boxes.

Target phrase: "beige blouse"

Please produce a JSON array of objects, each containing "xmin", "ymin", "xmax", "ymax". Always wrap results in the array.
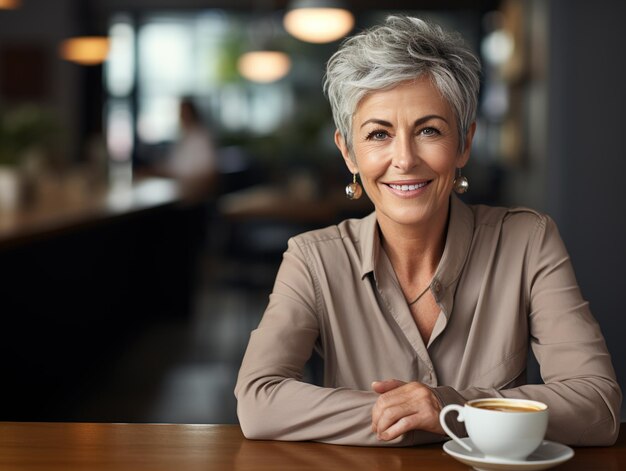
[{"xmin": 235, "ymin": 195, "xmax": 621, "ymax": 446}]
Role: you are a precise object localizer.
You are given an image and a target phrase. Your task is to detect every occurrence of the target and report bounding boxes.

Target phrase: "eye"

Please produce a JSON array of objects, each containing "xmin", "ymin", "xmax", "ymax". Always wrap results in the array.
[
  {"xmin": 366, "ymin": 129, "xmax": 389, "ymax": 141},
  {"xmin": 420, "ymin": 126, "xmax": 440, "ymax": 137}
]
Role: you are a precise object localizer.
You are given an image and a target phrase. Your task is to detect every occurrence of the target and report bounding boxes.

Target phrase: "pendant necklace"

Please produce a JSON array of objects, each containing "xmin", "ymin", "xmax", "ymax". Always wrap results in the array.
[{"xmin": 408, "ymin": 282, "xmax": 431, "ymax": 306}]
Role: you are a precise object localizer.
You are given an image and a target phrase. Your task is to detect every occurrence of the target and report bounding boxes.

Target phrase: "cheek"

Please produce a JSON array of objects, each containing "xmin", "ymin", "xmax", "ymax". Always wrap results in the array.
[
  {"xmin": 354, "ymin": 146, "xmax": 388, "ymax": 177},
  {"xmin": 359, "ymin": 159, "xmax": 388, "ymax": 186},
  {"xmin": 354, "ymin": 143, "xmax": 393, "ymax": 167},
  {"xmin": 426, "ymin": 144, "xmax": 462, "ymax": 174}
]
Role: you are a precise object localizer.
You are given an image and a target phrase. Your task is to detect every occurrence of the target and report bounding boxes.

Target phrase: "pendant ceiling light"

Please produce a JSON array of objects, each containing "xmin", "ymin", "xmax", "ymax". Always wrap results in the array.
[
  {"xmin": 283, "ymin": 0, "xmax": 354, "ymax": 43},
  {"xmin": 237, "ymin": 12, "xmax": 292, "ymax": 83},
  {"xmin": 238, "ymin": 50, "xmax": 291, "ymax": 83},
  {"xmin": 59, "ymin": 36, "xmax": 110, "ymax": 66},
  {"xmin": 0, "ymin": 0, "xmax": 20, "ymax": 9}
]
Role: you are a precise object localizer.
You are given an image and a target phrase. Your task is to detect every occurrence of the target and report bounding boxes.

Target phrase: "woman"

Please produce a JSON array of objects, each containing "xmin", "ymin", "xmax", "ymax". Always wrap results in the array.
[
  {"xmin": 235, "ymin": 16, "xmax": 621, "ymax": 446},
  {"xmin": 143, "ymin": 97, "xmax": 218, "ymax": 201},
  {"xmin": 166, "ymin": 99, "xmax": 216, "ymax": 181}
]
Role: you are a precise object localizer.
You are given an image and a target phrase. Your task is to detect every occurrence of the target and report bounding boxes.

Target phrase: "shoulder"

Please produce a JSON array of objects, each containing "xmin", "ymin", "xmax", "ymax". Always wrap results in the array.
[
  {"xmin": 287, "ymin": 213, "xmax": 373, "ymax": 260},
  {"xmin": 469, "ymin": 202, "xmax": 551, "ymax": 235},
  {"xmin": 289, "ymin": 224, "xmax": 342, "ymax": 249},
  {"xmin": 289, "ymin": 215, "xmax": 369, "ymax": 249},
  {"xmin": 464, "ymin": 202, "xmax": 561, "ymax": 255}
]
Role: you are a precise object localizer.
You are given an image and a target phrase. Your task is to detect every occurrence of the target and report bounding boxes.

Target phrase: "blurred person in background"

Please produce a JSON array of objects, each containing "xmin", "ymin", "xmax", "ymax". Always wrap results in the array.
[
  {"xmin": 143, "ymin": 97, "xmax": 218, "ymax": 202},
  {"xmin": 235, "ymin": 16, "xmax": 621, "ymax": 447}
]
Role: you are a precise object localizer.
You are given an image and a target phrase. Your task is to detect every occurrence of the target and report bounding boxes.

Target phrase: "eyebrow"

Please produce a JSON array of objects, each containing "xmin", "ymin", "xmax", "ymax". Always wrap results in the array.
[{"xmin": 359, "ymin": 114, "xmax": 449, "ymax": 129}]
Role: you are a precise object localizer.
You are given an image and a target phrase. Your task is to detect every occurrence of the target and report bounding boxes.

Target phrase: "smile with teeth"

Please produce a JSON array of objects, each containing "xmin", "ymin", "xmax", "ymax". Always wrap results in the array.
[{"xmin": 388, "ymin": 181, "xmax": 430, "ymax": 191}]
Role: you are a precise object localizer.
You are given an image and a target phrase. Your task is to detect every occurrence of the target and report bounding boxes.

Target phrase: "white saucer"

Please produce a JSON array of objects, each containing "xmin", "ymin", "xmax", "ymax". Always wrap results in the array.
[{"xmin": 442, "ymin": 438, "xmax": 574, "ymax": 471}]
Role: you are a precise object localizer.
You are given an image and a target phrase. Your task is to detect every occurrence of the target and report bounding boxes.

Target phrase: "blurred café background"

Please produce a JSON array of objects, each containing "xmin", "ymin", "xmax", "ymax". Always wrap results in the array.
[{"xmin": 0, "ymin": 0, "xmax": 624, "ymax": 424}]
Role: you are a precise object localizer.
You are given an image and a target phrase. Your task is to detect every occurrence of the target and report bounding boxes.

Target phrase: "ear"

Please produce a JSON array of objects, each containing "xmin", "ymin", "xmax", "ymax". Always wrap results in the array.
[
  {"xmin": 335, "ymin": 130, "xmax": 358, "ymax": 174},
  {"xmin": 458, "ymin": 122, "xmax": 477, "ymax": 168}
]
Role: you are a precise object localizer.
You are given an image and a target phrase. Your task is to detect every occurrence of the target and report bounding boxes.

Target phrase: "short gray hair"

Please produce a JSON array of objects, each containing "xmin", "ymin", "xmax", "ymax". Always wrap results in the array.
[{"xmin": 323, "ymin": 15, "xmax": 481, "ymax": 153}]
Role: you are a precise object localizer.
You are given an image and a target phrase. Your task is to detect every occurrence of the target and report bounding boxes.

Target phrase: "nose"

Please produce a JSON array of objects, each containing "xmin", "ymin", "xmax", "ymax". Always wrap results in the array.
[{"xmin": 392, "ymin": 132, "xmax": 420, "ymax": 172}]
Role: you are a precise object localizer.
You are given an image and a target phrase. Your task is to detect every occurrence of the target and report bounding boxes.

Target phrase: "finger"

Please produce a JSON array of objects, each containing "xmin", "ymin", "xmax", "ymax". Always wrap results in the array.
[
  {"xmin": 380, "ymin": 406, "xmax": 445, "ymax": 440},
  {"xmin": 371, "ymin": 379, "xmax": 406, "ymax": 394},
  {"xmin": 371, "ymin": 381, "xmax": 412, "ymax": 432},
  {"xmin": 372, "ymin": 388, "xmax": 417, "ymax": 435},
  {"xmin": 377, "ymin": 399, "xmax": 444, "ymax": 439},
  {"xmin": 377, "ymin": 414, "xmax": 419, "ymax": 441},
  {"xmin": 372, "ymin": 383, "xmax": 444, "ymax": 438},
  {"xmin": 374, "ymin": 402, "xmax": 414, "ymax": 437}
]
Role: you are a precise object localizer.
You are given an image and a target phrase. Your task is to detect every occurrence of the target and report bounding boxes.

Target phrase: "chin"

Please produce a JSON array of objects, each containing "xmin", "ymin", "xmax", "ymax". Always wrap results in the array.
[{"xmin": 379, "ymin": 207, "xmax": 430, "ymax": 226}]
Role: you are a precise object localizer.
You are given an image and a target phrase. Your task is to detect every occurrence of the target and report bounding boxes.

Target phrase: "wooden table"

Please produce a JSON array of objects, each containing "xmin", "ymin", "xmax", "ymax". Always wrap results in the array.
[{"xmin": 0, "ymin": 422, "xmax": 623, "ymax": 470}]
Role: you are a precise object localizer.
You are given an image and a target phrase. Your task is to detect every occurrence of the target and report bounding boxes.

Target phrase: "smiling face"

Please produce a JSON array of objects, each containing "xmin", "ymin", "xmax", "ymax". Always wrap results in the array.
[{"xmin": 336, "ymin": 76, "xmax": 475, "ymax": 234}]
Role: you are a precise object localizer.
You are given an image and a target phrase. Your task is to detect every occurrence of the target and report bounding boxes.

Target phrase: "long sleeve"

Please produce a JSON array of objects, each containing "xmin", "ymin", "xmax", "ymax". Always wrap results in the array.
[
  {"xmin": 434, "ymin": 215, "xmax": 621, "ymax": 446},
  {"xmin": 236, "ymin": 202, "xmax": 621, "ymax": 447},
  {"xmin": 235, "ymin": 238, "xmax": 428, "ymax": 446}
]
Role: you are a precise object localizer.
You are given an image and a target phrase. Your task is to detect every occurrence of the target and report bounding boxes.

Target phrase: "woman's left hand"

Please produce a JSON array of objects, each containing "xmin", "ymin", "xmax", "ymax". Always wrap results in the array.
[{"xmin": 371, "ymin": 379, "xmax": 445, "ymax": 441}]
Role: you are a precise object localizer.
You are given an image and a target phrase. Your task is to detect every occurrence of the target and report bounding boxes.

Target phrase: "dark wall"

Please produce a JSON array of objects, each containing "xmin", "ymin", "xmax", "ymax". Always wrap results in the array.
[
  {"xmin": 547, "ymin": 0, "xmax": 626, "ymax": 419},
  {"xmin": 0, "ymin": 203, "xmax": 200, "ymax": 420}
]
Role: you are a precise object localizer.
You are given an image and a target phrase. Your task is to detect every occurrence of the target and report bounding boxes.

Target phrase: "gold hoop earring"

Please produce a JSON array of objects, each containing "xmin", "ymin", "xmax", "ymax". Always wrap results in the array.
[
  {"xmin": 453, "ymin": 168, "xmax": 469, "ymax": 194},
  {"xmin": 345, "ymin": 173, "xmax": 362, "ymax": 200}
]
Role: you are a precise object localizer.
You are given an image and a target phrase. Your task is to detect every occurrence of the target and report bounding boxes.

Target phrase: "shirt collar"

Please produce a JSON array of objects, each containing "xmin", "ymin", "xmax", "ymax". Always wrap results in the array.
[
  {"xmin": 434, "ymin": 194, "xmax": 474, "ymax": 305},
  {"xmin": 358, "ymin": 211, "xmax": 379, "ymax": 279},
  {"xmin": 358, "ymin": 194, "xmax": 474, "ymax": 298}
]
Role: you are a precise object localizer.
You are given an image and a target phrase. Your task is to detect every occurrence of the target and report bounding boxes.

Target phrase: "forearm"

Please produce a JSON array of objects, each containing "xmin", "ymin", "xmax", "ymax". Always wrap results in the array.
[
  {"xmin": 236, "ymin": 375, "xmax": 445, "ymax": 446},
  {"xmin": 236, "ymin": 375, "xmax": 380, "ymax": 445},
  {"xmin": 433, "ymin": 376, "xmax": 621, "ymax": 446}
]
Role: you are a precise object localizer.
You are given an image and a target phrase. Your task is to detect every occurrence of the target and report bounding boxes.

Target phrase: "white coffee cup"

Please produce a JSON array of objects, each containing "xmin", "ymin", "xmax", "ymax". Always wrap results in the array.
[{"xmin": 439, "ymin": 398, "xmax": 548, "ymax": 461}]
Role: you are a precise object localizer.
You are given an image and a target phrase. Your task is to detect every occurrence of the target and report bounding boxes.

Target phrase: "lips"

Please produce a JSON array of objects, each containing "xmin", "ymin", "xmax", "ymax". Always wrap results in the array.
[{"xmin": 386, "ymin": 180, "xmax": 432, "ymax": 192}]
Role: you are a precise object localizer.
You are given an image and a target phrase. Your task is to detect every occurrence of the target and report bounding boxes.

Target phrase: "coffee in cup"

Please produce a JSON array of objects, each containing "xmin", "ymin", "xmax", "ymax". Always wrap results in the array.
[{"xmin": 439, "ymin": 398, "xmax": 548, "ymax": 461}]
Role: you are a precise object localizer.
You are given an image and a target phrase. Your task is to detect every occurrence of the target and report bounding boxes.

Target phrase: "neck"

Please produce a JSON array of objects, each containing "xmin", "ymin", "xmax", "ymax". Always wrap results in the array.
[{"xmin": 377, "ymin": 199, "xmax": 450, "ymax": 284}]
